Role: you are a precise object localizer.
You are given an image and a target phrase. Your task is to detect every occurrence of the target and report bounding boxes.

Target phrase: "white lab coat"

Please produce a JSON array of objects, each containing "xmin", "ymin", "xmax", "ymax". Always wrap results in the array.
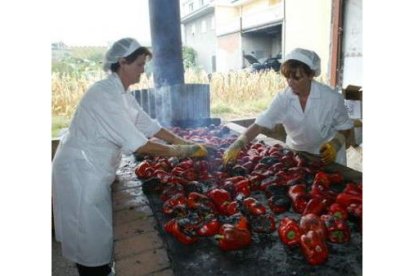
[
  {"xmin": 255, "ymin": 80, "xmax": 353, "ymax": 165},
  {"xmin": 52, "ymin": 73, "xmax": 161, "ymax": 266}
]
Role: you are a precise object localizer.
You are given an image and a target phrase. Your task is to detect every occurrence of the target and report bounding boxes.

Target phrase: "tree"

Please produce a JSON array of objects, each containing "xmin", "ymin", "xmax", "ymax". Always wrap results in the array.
[{"xmin": 182, "ymin": 46, "xmax": 197, "ymax": 69}]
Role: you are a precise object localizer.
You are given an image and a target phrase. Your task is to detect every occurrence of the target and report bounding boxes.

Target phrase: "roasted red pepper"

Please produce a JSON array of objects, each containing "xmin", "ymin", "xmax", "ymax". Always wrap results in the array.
[
  {"xmin": 288, "ymin": 184, "xmax": 309, "ymax": 214},
  {"xmin": 300, "ymin": 230, "xmax": 329, "ymax": 265},
  {"xmin": 278, "ymin": 217, "xmax": 302, "ymax": 246},
  {"xmin": 234, "ymin": 179, "xmax": 251, "ymax": 197},
  {"xmin": 164, "ymin": 218, "xmax": 198, "ymax": 245},
  {"xmin": 336, "ymin": 190, "xmax": 362, "ymax": 208},
  {"xmin": 299, "ymin": 213, "xmax": 327, "ymax": 240},
  {"xmin": 328, "ymin": 203, "xmax": 349, "ymax": 221},
  {"xmin": 187, "ymin": 192, "xmax": 215, "ymax": 211},
  {"xmin": 302, "ymin": 198, "xmax": 329, "ymax": 216},
  {"xmin": 310, "ymin": 182, "xmax": 337, "ymax": 204},
  {"xmin": 243, "ymin": 197, "xmax": 267, "ymax": 216},
  {"xmin": 207, "ymin": 188, "xmax": 231, "ymax": 208},
  {"xmin": 135, "ymin": 160, "xmax": 154, "ymax": 179},
  {"xmin": 215, "ymin": 224, "xmax": 252, "ymax": 251},
  {"xmin": 268, "ymin": 195, "xmax": 291, "ymax": 214},
  {"xmin": 196, "ymin": 217, "xmax": 221, "ymax": 237},
  {"xmin": 320, "ymin": 214, "xmax": 351, "ymax": 243},
  {"xmin": 162, "ymin": 194, "xmax": 187, "ymax": 215},
  {"xmin": 220, "ymin": 200, "xmax": 239, "ymax": 216}
]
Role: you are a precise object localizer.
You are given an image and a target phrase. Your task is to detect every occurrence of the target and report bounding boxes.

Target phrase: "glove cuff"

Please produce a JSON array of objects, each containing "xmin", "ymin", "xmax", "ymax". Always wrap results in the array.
[
  {"xmin": 331, "ymin": 132, "xmax": 345, "ymax": 151},
  {"xmin": 234, "ymin": 134, "xmax": 248, "ymax": 149},
  {"xmin": 172, "ymin": 136, "xmax": 192, "ymax": 145},
  {"xmin": 169, "ymin": 145, "xmax": 184, "ymax": 158}
]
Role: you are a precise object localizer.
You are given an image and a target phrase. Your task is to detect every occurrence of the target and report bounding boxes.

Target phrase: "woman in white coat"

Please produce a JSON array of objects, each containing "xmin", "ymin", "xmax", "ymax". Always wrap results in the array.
[
  {"xmin": 52, "ymin": 37, "xmax": 207, "ymax": 276},
  {"xmin": 223, "ymin": 48, "xmax": 353, "ymax": 166}
]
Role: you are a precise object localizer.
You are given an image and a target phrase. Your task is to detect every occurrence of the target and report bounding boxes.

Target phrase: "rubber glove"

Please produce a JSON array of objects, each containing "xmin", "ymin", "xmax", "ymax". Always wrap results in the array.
[
  {"xmin": 319, "ymin": 133, "xmax": 345, "ymax": 164},
  {"xmin": 170, "ymin": 144, "xmax": 208, "ymax": 158},
  {"xmin": 223, "ymin": 135, "xmax": 247, "ymax": 166},
  {"xmin": 172, "ymin": 136, "xmax": 194, "ymax": 145}
]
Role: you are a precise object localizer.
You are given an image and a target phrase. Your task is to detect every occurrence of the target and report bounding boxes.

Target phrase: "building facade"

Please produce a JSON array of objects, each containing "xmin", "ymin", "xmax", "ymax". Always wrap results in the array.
[{"xmin": 181, "ymin": 0, "xmax": 362, "ymax": 88}]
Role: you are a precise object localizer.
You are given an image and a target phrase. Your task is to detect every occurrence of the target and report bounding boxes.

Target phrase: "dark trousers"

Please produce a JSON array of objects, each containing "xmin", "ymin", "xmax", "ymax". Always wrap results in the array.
[{"xmin": 76, "ymin": 263, "xmax": 111, "ymax": 276}]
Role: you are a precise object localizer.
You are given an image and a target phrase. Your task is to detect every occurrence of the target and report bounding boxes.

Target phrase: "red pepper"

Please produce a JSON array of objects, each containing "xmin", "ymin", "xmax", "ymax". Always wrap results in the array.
[
  {"xmin": 326, "ymin": 171, "xmax": 344, "ymax": 184},
  {"xmin": 248, "ymin": 175, "xmax": 262, "ymax": 191},
  {"xmin": 328, "ymin": 203, "xmax": 349, "ymax": 221},
  {"xmin": 135, "ymin": 160, "xmax": 155, "ymax": 179},
  {"xmin": 310, "ymin": 183, "xmax": 337, "ymax": 204},
  {"xmin": 154, "ymin": 169, "xmax": 171, "ymax": 184},
  {"xmin": 162, "ymin": 194, "xmax": 187, "ymax": 215},
  {"xmin": 343, "ymin": 183, "xmax": 362, "ymax": 196},
  {"xmin": 234, "ymin": 179, "xmax": 251, "ymax": 197},
  {"xmin": 288, "ymin": 184, "xmax": 309, "ymax": 214},
  {"xmin": 320, "ymin": 214, "xmax": 351, "ymax": 243},
  {"xmin": 250, "ymin": 213, "xmax": 276, "ymax": 233},
  {"xmin": 300, "ymin": 230, "xmax": 329, "ymax": 265},
  {"xmin": 215, "ymin": 224, "xmax": 252, "ymax": 251},
  {"xmin": 164, "ymin": 218, "xmax": 198, "ymax": 245},
  {"xmin": 179, "ymin": 168, "xmax": 197, "ymax": 181},
  {"xmin": 242, "ymin": 197, "xmax": 267, "ymax": 216},
  {"xmin": 220, "ymin": 200, "xmax": 239, "ymax": 216},
  {"xmin": 153, "ymin": 158, "xmax": 172, "ymax": 172},
  {"xmin": 196, "ymin": 217, "xmax": 221, "ymax": 237},
  {"xmin": 268, "ymin": 195, "xmax": 291, "ymax": 214},
  {"xmin": 299, "ymin": 213, "xmax": 327, "ymax": 240},
  {"xmin": 336, "ymin": 191, "xmax": 362, "ymax": 208},
  {"xmin": 223, "ymin": 176, "xmax": 246, "ymax": 185},
  {"xmin": 313, "ymin": 171, "xmax": 331, "ymax": 188},
  {"xmin": 302, "ymin": 198, "xmax": 329, "ymax": 216},
  {"xmin": 187, "ymin": 192, "xmax": 216, "ymax": 211},
  {"xmin": 207, "ymin": 188, "xmax": 232, "ymax": 209},
  {"xmin": 176, "ymin": 159, "xmax": 194, "ymax": 170},
  {"xmin": 278, "ymin": 217, "xmax": 302, "ymax": 246}
]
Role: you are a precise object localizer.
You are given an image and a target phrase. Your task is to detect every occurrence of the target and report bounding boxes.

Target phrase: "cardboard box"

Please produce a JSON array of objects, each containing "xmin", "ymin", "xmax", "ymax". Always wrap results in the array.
[{"xmin": 342, "ymin": 85, "xmax": 362, "ymax": 119}]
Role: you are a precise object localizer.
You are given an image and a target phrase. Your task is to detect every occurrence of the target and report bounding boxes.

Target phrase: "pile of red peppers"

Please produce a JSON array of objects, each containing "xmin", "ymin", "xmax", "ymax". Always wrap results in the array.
[{"xmin": 133, "ymin": 125, "xmax": 362, "ymax": 266}]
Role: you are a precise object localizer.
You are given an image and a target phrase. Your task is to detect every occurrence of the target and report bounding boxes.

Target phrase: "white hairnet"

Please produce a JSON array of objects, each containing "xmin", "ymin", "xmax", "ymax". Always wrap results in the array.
[
  {"xmin": 103, "ymin": 38, "xmax": 141, "ymax": 71},
  {"xmin": 283, "ymin": 48, "xmax": 321, "ymax": 77}
]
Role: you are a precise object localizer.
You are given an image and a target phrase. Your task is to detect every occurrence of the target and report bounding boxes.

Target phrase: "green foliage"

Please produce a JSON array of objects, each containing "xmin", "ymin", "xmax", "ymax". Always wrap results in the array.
[
  {"xmin": 52, "ymin": 46, "xmax": 106, "ymax": 77},
  {"xmin": 52, "ymin": 115, "xmax": 71, "ymax": 138},
  {"xmin": 182, "ymin": 46, "xmax": 197, "ymax": 69}
]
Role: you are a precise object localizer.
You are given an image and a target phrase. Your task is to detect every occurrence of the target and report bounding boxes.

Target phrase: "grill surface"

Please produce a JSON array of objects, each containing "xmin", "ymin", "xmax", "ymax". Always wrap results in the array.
[{"xmin": 143, "ymin": 179, "xmax": 362, "ymax": 276}]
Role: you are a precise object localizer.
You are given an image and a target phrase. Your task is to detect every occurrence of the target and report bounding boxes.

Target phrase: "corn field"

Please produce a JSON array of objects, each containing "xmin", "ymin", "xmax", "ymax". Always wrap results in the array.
[{"xmin": 52, "ymin": 69, "xmax": 287, "ymax": 121}]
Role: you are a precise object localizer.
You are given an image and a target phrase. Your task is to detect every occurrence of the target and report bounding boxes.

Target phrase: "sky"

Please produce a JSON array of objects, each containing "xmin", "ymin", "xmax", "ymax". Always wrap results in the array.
[{"xmin": 51, "ymin": 0, "xmax": 152, "ymax": 46}]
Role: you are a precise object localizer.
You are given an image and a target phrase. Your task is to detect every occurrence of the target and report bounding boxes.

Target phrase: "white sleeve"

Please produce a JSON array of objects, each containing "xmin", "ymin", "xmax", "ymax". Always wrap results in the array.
[
  {"xmin": 333, "ymin": 94, "xmax": 354, "ymax": 131},
  {"xmin": 83, "ymin": 87, "xmax": 149, "ymax": 154},
  {"xmin": 128, "ymin": 96, "xmax": 162, "ymax": 137},
  {"xmin": 255, "ymin": 92, "xmax": 286, "ymax": 129}
]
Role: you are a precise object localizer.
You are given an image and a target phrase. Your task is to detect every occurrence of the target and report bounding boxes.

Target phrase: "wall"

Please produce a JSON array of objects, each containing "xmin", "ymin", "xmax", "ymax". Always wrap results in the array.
[
  {"xmin": 341, "ymin": 0, "xmax": 362, "ymax": 87},
  {"xmin": 183, "ymin": 12, "xmax": 217, "ymax": 72},
  {"xmin": 217, "ymin": 32, "xmax": 242, "ymax": 71},
  {"xmin": 284, "ymin": 0, "xmax": 332, "ymax": 80}
]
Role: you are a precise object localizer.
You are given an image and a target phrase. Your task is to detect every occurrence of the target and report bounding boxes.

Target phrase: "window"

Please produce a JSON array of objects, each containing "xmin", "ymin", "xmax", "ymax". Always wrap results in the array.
[
  {"xmin": 191, "ymin": 24, "xmax": 196, "ymax": 36},
  {"xmin": 189, "ymin": 3, "xmax": 194, "ymax": 12}
]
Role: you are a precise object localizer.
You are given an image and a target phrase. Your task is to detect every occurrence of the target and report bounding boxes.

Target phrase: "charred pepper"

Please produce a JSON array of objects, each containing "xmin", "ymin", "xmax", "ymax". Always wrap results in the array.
[{"xmin": 278, "ymin": 217, "xmax": 302, "ymax": 246}]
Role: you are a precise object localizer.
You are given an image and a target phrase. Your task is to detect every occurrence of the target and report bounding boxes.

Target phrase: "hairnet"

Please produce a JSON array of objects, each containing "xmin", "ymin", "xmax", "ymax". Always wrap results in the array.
[
  {"xmin": 282, "ymin": 48, "xmax": 321, "ymax": 77},
  {"xmin": 103, "ymin": 38, "xmax": 141, "ymax": 71}
]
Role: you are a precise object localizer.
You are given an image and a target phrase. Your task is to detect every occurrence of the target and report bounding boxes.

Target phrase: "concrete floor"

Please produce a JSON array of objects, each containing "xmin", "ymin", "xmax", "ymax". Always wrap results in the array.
[{"xmin": 52, "ymin": 235, "xmax": 78, "ymax": 276}]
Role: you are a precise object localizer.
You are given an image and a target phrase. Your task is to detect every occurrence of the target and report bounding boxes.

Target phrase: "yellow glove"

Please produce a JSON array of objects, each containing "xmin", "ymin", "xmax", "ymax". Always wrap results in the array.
[
  {"xmin": 172, "ymin": 136, "xmax": 194, "ymax": 145},
  {"xmin": 319, "ymin": 133, "xmax": 345, "ymax": 164},
  {"xmin": 170, "ymin": 144, "xmax": 208, "ymax": 158},
  {"xmin": 223, "ymin": 135, "xmax": 247, "ymax": 166}
]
